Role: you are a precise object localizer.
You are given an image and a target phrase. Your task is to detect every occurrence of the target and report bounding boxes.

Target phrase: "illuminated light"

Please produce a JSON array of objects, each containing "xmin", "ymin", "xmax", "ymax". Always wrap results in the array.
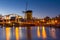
[
  {"xmin": 55, "ymin": 20, "xmax": 57, "ymax": 23},
  {"xmin": 6, "ymin": 27, "xmax": 11, "ymax": 40},
  {"xmin": 6, "ymin": 17, "xmax": 9, "ymax": 19},
  {"xmin": 37, "ymin": 26, "xmax": 40, "ymax": 38},
  {"xmin": 42, "ymin": 26, "xmax": 47, "ymax": 39},
  {"xmin": 15, "ymin": 27, "xmax": 19, "ymax": 40},
  {"xmin": 19, "ymin": 27, "xmax": 21, "ymax": 30},
  {"xmin": 8, "ymin": 21, "xmax": 10, "ymax": 23},
  {"xmin": 46, "ymin": 22, "xmax": 49, "ymax": 24},
  {"xmin": 37, "ymin": 21, "xmax": 39, "ymax": 23},
  {"xmin": 51, "ymin": 20, "xmax": 55, "ymax": 24},
  {"xmin": 42, "ymin": 19, "xmax": 45, "ymax": 22},
  {"xmin": 6, "ymin": 16, "xmax": 10, "ymax": 19},
  {"xmin": 19, "ymin": 16, "xmax": 22, "ymax": 18}
]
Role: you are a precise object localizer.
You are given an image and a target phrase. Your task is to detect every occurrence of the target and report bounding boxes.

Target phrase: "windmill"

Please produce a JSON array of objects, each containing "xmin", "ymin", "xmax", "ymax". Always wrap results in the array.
[{"xmin": 23, "ymin": 0, "xmax": 32, "ymax": 20}]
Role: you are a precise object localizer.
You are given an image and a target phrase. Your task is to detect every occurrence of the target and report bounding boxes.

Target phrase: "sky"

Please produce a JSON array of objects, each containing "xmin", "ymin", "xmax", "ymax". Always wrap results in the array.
[{"xmin": 0, "ymin": 0, "xmax": 60, "ymax": 18}]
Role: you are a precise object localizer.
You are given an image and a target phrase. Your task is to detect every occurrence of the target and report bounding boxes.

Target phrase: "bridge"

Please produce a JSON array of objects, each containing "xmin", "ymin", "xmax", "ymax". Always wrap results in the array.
[
  {"xmin": 0, "ymin": 17, "xmax": 60, "ymax": 28},
  {"xmin": 0, "ymin": 10, "xmax": 60, "ymax": 28}
]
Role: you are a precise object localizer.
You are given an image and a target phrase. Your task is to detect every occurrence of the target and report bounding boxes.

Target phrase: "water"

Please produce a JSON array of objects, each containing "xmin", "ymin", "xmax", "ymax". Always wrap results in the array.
[{"xmin": 0, "ymin": 26, "xmax": 60, "ymax": 40}]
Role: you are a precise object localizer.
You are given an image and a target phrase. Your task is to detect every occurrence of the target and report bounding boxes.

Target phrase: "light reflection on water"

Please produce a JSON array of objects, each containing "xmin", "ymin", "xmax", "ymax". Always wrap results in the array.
[
  {"xmin": 0, "ymin": 26, "xmax": 60, "ymax": 40},
  {"xmin": 42, "ymin": 26, "xmax": 47, "ymax": 39},
  {"xmin": 37, "ymin": 26, "xmax": 40, "ymax": 38},
  {"xmin": 15, "ymin": 27, "xmax": 19, "ymax": 40},
  {"xmin": 6, "ymin": 27, "xmax": 11, "ymax": 40},
  {"xmin": 49, "ymin": 27, "xmax": 56, "ymax": 39}
]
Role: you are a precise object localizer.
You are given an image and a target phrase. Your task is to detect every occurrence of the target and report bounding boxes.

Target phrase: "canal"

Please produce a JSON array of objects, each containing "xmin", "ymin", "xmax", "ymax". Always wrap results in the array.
[{"xmin": 0, "ymin": 26, "xmax": 60, "ymax": 40}]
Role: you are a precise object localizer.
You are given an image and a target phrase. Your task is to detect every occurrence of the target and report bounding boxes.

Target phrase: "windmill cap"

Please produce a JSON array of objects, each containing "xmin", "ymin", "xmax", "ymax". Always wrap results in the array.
[{"xmin": 25, "ymin": 10, "xmax": 32, "ymax": 13}]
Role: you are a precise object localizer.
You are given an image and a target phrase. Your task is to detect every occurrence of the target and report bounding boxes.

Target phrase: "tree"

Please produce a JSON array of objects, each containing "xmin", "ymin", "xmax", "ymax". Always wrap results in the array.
[{"xmin": 44, "ymin": 16, "xmax": 50, "ymax": 21}]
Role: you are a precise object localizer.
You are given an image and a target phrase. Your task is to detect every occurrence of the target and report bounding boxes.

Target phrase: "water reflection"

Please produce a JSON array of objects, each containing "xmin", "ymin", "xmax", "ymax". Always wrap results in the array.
[
  {"xmin": 5, "ymin": 27, "xmax": 11, "ymax": 40},
  {"xmin": 3, "ymin": 27, "xmax": 5, "ymax": 38},
  {"xmin": 42, "ymin": 26, "xmax": 47, "ymax": 39},
  {"xmin": 19, "ymin": 27, "xmax": 22, "ymax": 39},
  {"xmin": 37, "ymin": 26, "xmax": 40, "ymax": 38},
  {"xmin": 15, "ymin": 27, "xmax": 19, "ymax": 40},
  {"xmin": 0, "ymin": 26, "xmax": 59, "ymax": 40},
  {"xmin": 26, "ymin": 26, "xmax": 32, "ymax": 40},
  {"xmin": 49, "ymin": 27, "xmax": 56, "ymax": 39}
]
